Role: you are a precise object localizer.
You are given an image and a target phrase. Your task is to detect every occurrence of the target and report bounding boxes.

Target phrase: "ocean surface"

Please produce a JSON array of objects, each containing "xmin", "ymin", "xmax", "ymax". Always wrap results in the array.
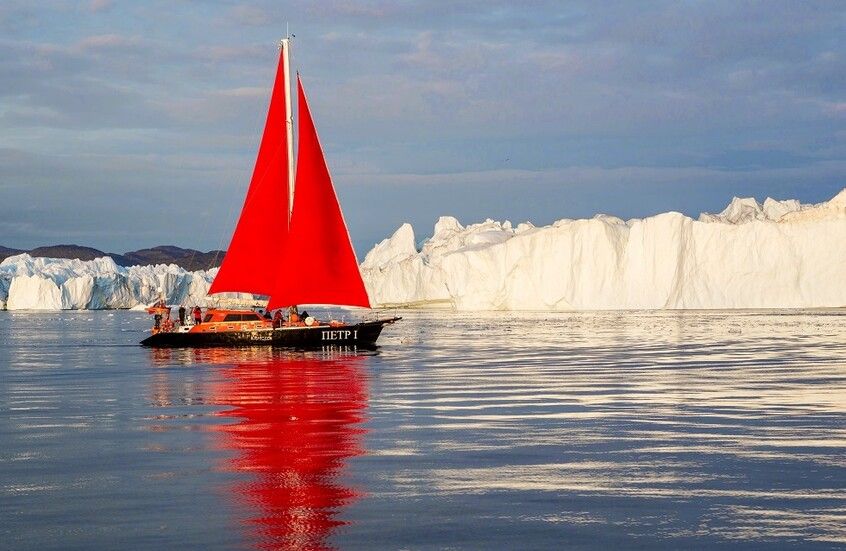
[{"xmin": 1, "ymin": 309, "xmax": 845, "ymax": 550}]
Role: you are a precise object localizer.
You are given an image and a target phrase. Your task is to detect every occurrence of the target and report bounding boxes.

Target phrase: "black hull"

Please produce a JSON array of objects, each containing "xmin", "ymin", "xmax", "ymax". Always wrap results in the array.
[{"xmin": 140, "ymin": 318, "xmax": 400, "ymax": 349}]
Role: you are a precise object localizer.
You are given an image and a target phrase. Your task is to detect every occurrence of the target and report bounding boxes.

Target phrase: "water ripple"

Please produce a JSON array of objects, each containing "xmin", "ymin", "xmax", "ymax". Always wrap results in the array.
[{"xmin": 1, "ymin": 309, "xmax": 844, "ymax": 549}]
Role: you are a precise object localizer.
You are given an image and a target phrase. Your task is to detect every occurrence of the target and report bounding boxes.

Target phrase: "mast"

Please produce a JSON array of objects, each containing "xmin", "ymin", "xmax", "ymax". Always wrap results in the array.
[
  {"xmin": 280, "ymin": 37, "xmax": 295, "ymax": 226},
  {"xmin": 266, "ymin": 77, "xmax": 371, "ymax": 311}
]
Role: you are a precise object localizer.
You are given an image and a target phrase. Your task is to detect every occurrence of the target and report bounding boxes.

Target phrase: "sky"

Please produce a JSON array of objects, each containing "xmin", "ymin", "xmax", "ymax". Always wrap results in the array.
[{"xmin": 0, "ymin": 1, "xmax": 844, "ymax": 256}]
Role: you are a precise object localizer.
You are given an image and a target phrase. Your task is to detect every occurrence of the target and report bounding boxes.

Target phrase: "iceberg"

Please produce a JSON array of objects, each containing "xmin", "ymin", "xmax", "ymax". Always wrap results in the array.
[
  {"xmin": 361, "ymin": 188, "xmax": 846, "ymax": 310},
  {"xmin": 1, "ymin": 188, "xmax": 844, "ymax": 311},
  {"xmin": 0, "ymin": 254, "xmax": 219, "ymax": 311}
]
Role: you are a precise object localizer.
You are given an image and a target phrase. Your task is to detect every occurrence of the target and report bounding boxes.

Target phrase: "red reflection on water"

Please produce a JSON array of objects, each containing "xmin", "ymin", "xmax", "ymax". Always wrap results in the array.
[
  {"xmin": 213, "ymin": 355, "xmax": 368, "ymax": 549},
  {"xmin": 151, "ymin": 348, "xmax": 370, "ymax": 551}
]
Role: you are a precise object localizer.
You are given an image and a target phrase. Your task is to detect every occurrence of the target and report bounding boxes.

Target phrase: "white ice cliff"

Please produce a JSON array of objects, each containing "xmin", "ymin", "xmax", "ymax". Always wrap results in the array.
[
  {"xmin": 0, "ymin": 255, "xmax": 218, "ymax": 310},
  {"xmin": 360, "ymin": 188, "xmax": 846, "ymax": 310},
  {"xmin": 2, "ymin": 188, "xmax": 845, "ymax": 310}
]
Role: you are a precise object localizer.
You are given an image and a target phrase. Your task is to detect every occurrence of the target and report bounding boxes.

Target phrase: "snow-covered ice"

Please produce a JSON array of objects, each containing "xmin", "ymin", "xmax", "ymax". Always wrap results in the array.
[
  {"xmin": 0, "ymin": 255, "xmax": 218, "ymax": 310},
  {"xmin": 2, "ymin": 188, "xmax": 845, "ymax": 310},
  {"xmin": 361, "ymin": 188, "xmax": 846, "ymax": 310}
]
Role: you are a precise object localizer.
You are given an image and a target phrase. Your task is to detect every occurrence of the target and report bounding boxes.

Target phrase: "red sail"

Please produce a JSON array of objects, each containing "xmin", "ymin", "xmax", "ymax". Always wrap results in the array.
[
  {"xmin": 266, "ymin": 77, "xmax": 371, "ymax": 310},
  {"xmin": 208, "ymin": 50, "xmax": 290, "ymax": 296}
]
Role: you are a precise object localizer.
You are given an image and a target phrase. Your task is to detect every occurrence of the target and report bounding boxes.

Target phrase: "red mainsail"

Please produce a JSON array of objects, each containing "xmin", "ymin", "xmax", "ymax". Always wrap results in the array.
[
  {"xmin": 266, "ymin": 77, "xmax": 370, "ymax": 310},
  {"xmin": 208, "ymin": 50, "xmax": 291, "ymax": 297}
]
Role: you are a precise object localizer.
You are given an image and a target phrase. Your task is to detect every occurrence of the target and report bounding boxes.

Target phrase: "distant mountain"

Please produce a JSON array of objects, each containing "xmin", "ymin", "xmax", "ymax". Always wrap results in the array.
[
  {"xmin": 0, "ymin": 245, "xmax": 25, "ymax": 258},
  {"xmin": 122, "ymin": 246, "xmax": 225, "ymax": 272},
  {"xmin": 27, "ymin": 245, "xmax": 131, "ymax": 265},
  {"xmin": 0, "ymin": 244, "xmax": 225, "ymax": 271}
]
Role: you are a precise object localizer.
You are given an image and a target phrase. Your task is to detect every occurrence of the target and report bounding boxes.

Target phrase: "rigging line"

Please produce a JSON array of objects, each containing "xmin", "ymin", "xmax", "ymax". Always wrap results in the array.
[
  {"xmin": 187, "ymin": 128, "xmax": 267, "ymax": 283},
  {"xmin": 186, "ymin": 203, "xmax": 207, "ymax": 273},
  {"xmin": 185, "ymin": 244, "xmax": 197, "ymax": 276},
  {"xmin": 213, "ymin": 44, "xmax": 291, "ymax": 277},
  {"xmin": 298, "ymin": 75, "xmax": 365, "ymax": 270},
  {"xmin": 213, "ymin": 140, "xmax": 287, "ymax": 262},
  {"xmin": 186, "ymin": 156, "xmax": 238, "ymax": 290}
]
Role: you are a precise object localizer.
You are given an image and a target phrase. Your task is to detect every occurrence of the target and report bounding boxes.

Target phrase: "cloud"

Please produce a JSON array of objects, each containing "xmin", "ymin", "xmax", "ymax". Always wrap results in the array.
[
  {"xmin": 87, "ymin": 0, "xmax": 113, "ymax": 13},
  {"xmin": 307, "ymin": 0, "xmax": 395, "ymax": 19},
  {"xmin": 229, "ymin": 5, "xmax": 271, "ymax": 27},
  {"xmin": 0, "ymin": 1, "xmax": 844, "ymax": 252},
  {"xmin": 76, "ymin": 33, "xmax": 139, "ymax": 51}
]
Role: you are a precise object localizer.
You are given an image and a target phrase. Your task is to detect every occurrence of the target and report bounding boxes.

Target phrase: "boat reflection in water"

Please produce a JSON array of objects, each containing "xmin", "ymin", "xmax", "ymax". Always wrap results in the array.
[{"xmin": 149, "ymin": 347, "xmax": 370, "ymax": 550}]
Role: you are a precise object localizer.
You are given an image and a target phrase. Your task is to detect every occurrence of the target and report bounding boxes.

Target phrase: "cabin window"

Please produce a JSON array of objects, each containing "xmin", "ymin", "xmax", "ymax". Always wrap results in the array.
[
  {"xmin": 203, "ymin": 314, "xmax": 213, "ymax": 322},
  {"xmin": 223, "ymin": 314, "xmax": 243, "ymax": 322},
  {"xmin": 246, "ymin": 313, "xmax": 262, "ymax": 321}
]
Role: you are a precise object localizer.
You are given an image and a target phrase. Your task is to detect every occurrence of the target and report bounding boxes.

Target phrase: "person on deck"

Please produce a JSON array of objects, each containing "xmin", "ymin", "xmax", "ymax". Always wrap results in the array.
[
  {"xmin": 263, "ymin": 309, "xmax": 272, "ymax": 320},
  {"xmin": 288, "ymin": 305, "xmax": 300, "ymax": 324},
  {"xmin": 193, "ymin": 306, "xmax": 202, "ymax": 325},
  {"xmin": 162, "ymin": 310, "xmax": 174, "ymax": 332},
  {"xmin": 272, "ymin": 309, "xmax": 283, "ymax": 328},
  {"xmin": 178, "ymin": 306, "xmax": 186, "ymax": 326}
]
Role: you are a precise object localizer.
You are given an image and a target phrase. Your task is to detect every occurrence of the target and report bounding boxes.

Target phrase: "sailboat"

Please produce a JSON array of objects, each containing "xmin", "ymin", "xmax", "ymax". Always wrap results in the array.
[{"xmin": 141, "ymin": 38, "xmax": 399, "ymax": 348}]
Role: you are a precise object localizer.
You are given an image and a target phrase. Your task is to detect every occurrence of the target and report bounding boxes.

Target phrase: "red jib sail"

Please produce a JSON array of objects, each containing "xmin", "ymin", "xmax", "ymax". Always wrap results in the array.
[
  {"xmin": 266, "ymin": 77, "xmax": 371, "ymax": 310},
  {"xmin": 208, "ymin": 50, "xmax": 290, "ymax": 296}
]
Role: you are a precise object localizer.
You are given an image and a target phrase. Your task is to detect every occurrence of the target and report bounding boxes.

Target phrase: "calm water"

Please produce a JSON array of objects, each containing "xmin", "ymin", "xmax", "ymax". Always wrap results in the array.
[{"xmin": 1, "ymin": 310, "xmax": 845, "ymax": 550}]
